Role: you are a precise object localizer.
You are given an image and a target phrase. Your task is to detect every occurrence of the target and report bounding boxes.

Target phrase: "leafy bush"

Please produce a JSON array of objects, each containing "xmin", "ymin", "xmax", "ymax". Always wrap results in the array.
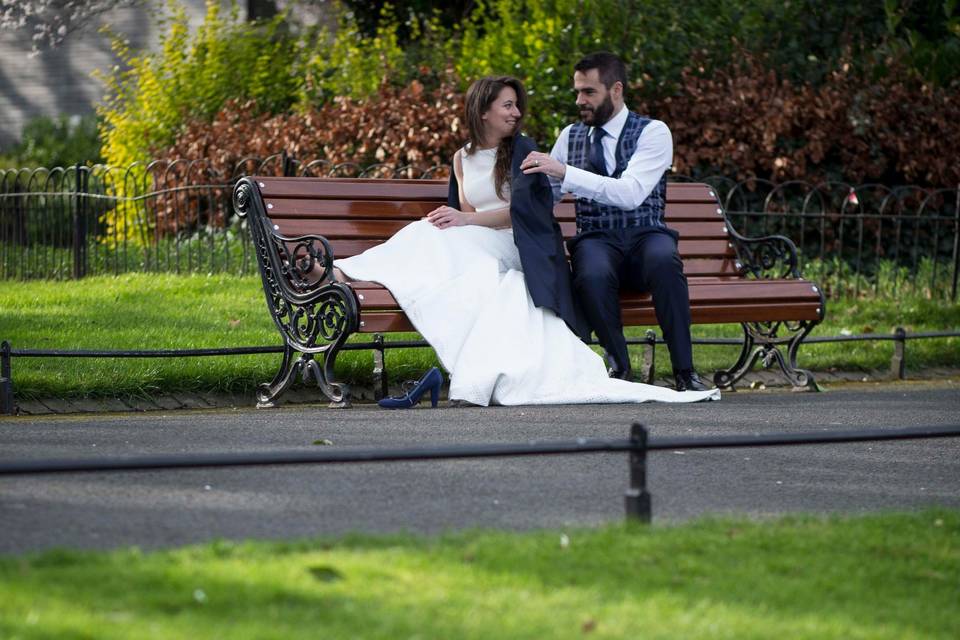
[
  {"xmin": 97, "ymin": 1, "xmax": 301, "ymax": 169},
  {"xmin": 163, "ymin": 71, "xmax": 463, "ymax": 173},
  {"xmin": 0, "ymin": 114, "xmax": 103, "ymax": 168},
  {"xmin": 295, "ymin": 4, "xmax": 455, "ymax": 107},
  {"xmin": 647, "ymin": 52, "xmax": 960, "ymax": 186},
  {"xmin": 453, "ymin": 0, "xmax": 907, "ymax": 142},
  {"xmin": 879, "ymin": 0, "xmax": 960, "ymax": 85}
]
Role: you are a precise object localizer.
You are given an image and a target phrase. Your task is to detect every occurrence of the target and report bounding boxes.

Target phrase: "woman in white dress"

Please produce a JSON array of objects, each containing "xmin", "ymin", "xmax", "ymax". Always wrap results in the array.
[{"xmin": 334, "ymin": 76, "xmax": 720, "ymax": 406}]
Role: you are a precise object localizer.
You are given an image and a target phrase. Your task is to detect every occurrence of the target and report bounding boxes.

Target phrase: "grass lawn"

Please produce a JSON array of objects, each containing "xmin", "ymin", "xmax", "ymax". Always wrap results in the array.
[
  {"xmin": 1, "ymin": 510, "xmax": 957, "ymax": 639},
  {"xmin": 0, "ymin": 274, "xmax": 958, "ymax": 398}
]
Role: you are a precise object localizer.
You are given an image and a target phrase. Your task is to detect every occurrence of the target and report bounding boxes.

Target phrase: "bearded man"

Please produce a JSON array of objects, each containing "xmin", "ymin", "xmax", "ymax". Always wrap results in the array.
[{"xmin": 521, "ymin": 51, "xmax": 708, "ymax": 391}]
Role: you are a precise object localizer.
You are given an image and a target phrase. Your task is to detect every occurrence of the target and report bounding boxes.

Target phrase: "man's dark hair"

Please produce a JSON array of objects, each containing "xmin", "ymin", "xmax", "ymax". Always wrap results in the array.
[{"xmin": 574, "ymin": 51, "xmax": 628, "ymax": 90}]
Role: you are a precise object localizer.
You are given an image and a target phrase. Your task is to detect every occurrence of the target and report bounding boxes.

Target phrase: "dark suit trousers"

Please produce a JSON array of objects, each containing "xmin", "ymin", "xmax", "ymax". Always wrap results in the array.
[{"xmin": 569, "ymin": 227, "xmax": 694, "ymax": 374}]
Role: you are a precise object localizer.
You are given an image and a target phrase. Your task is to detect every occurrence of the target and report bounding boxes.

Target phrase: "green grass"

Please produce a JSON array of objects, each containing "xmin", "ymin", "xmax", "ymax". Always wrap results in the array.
[
  {"xmin": 1, "ymin": 510, "xmax": 957, "ymax": 639},
  {"xmin": 0, "ymin": 273, "xmax": 958, "ymax": 398}
]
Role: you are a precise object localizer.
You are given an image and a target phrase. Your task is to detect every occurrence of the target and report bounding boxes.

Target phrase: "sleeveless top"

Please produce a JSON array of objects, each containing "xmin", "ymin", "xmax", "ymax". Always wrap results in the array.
[
  {"xmin": 566, "ymin": 111, "xmax": 667, "ymax": 232},
  {"xmin": 460, "ymin": 146, "xmax": 510, "ymax": 213}
]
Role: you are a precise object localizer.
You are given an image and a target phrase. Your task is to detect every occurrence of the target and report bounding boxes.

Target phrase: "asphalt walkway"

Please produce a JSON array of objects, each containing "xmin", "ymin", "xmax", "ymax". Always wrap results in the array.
[{"xmin": 1, "ymin": 381, "xmax": 958, "ymax": 554}]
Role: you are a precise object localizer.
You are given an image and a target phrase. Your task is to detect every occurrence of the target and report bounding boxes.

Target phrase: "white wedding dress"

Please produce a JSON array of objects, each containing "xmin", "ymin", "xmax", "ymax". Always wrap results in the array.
[{"xmin": 335, "ymin": 146, "xmax": 720, "ymax": 406}]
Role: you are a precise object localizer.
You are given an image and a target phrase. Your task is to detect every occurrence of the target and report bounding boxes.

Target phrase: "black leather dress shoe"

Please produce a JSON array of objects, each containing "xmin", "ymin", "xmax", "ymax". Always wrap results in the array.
[
  {"xmin": 674, "ymin": 369, "xmax": 709, "ymax": 392},
  {"xmin": 605, "ymin": 351, "xmax": 633, "ymax": 381},
  {"xmin": 608, "ymin": 366, "xmax": 634, "ymax": 381}
]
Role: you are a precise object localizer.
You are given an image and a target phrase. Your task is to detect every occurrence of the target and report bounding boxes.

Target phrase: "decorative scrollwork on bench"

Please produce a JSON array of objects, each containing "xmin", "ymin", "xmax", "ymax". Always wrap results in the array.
[
  {"xmin": 725, "ymin": 221, "xmax": 801, "ymax": 280},
  {"xmin": 713, "ymin": 318, "xmax": 819, "ymax": 391}
]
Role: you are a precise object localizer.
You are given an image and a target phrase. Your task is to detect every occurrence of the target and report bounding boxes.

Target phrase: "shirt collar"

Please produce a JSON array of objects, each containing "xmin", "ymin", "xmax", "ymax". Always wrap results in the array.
[{"xmin": 594, "ymin": 105, "xmax": 628, "ymax": 139}]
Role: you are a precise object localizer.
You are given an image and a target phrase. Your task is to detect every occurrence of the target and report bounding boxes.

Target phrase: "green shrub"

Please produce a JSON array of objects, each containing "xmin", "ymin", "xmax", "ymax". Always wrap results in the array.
[
  {"xmin": 0, "ymin": 114, "xmax": 103, "ymax": 168},
  {"xmin": 97, "ymin": 0, "xmax": 301, "ymax": 169},
  {"xmin": 453, "ymin": 1, "xmax": 902, "ymax": 143},
  {"xmin": 878, "ymin": 0, "xmax": 960, "ymax": 85},
  {"xmin": 295, "ymin": 3, "xmax": 455, "ymax": 107}
]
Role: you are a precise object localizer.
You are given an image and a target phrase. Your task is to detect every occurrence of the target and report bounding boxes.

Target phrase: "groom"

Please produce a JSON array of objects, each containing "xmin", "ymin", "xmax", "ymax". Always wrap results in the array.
[{"xmin": 521, "ymin": 51, "xmax": 708, "ymax": 391}]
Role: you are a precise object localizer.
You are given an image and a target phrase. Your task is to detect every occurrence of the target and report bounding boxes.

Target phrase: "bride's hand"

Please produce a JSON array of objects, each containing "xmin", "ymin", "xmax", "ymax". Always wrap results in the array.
[{"xmin": 426, "ymin": 206, "xmax": 468, "ymax": 229}]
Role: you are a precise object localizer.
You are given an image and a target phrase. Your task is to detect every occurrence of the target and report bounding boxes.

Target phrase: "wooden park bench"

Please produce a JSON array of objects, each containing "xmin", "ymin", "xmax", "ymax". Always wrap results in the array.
[{"xmin": 232, "ymin": 177, "xmax": 825, "ymax": 407}]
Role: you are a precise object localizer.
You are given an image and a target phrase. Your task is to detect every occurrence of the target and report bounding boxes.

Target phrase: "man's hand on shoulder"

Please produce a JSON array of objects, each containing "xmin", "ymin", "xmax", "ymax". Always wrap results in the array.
[{"xmin": 520, "ymin": 151, "xmax": 566, "ymax": 180}]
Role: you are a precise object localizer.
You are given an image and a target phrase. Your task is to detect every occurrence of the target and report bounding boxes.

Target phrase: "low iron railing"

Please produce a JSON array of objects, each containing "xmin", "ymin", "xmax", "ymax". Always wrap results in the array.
[
  {"xmin": 1, "ymin": 158, "xmax": 958, "ymax": 300},
  {"xmin": 1, "ymin": 423, "xmax": 958, "ymax": 522},
  {"xmin": 2, "ymin": 328, "xmax": 957, "ymax": 415}
]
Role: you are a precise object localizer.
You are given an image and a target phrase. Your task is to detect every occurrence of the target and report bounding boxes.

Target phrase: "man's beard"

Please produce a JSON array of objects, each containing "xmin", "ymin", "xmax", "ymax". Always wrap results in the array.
[{"xmin": 579, "ymin": 94, "xmax": 615, "ymax": 126}]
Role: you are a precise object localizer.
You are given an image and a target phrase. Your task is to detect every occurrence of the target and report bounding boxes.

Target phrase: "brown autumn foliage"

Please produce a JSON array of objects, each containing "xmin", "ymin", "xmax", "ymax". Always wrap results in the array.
[
  {"xmin": 641, "ymin": 54, "xmax": 960, "ymax": 186},
  {"xmin": 156, "ymin": 55, "xmax": 958, "ymax": 233},
  {"xmin": 153, "ymin": 74, "xmax": 463, "ymax": 234},
  {"xmin": 163, "ymin": 74, "xmax": 464, "ymax": 178}
]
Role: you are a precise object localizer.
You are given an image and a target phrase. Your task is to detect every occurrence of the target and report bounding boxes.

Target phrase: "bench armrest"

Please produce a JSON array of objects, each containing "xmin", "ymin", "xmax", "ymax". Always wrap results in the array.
[
  {"xmin": 234, "ymin": 179, "xmax": 360, "ymax": 354},
  {"xmin": 726, "ymin": 219, "xmax": 802, "ymax": 280},
  {"xmin": 268, "ymin": 231, "xmax": 337, "ymax": 301},
  {"xmin": 234, "ymin": 178, "xmax": 338, "ymax": 302}
]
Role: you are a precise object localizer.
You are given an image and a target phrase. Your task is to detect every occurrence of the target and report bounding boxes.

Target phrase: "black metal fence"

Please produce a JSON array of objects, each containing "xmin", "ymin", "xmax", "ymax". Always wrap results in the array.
[
  {"xmin": 2, "ymin": 158, "xmax": 958, "ymax": 300},
  {"xmin": 2, "ymin": 423, "xmax": 958, "ymax": 523}
]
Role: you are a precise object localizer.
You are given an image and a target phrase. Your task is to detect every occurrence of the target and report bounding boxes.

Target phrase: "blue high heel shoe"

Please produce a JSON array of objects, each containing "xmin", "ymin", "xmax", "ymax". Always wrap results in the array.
[{"xmin": 378, "ymin": 367, "xmax": 443, "ymax": 409}]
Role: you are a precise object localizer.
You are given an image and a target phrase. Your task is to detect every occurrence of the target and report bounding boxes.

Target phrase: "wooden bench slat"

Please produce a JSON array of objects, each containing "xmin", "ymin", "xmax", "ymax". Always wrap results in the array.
[
  {"xmin": 625, "ymin": 302, "xmax": 823, "ymax": 325},
  {"xmin": 311, "ymin": 237, "xmax": 736, "ymax": 259},
  {"xmin": 556, "ymin": 221, "xmax": 733, "ymax": 239},
  {"xmin": 684, "ymin": 259, "xmax": 741, "ymax": 276},
  {"xmin": 350, "ymin": 278, "xmax": 819, "ymax": 311},
  {"xmin": 262, "ymin": 199, "xmax": 726, "ymax": 223},
  {"xmin": 356, "ymin": 298, "xmax": 822, "ymax": 334},
  {"xmin": 272, "ymin": 219, "xmax": 411, "ymax": 239},
  {"xmin": 269, "ymin": 217, "xmax": 734, "ymax": 241},
  {"xmin": 255, "ymin": 177, "xmax": 721, "ymax": 201},
  {"xmin": 265, "ymin": 199, "xmax": 440, "ymax": 219},
  {"xmin": 554, "ymin": 201, "xmax": 726, "ymax": 221},
  {"xmin": 323, "ymin": 245, "xmax": 743, "ymax": 268},
  {"xmin": 257, "ymin": 178, "xmax": 448, "ymax": 201}
]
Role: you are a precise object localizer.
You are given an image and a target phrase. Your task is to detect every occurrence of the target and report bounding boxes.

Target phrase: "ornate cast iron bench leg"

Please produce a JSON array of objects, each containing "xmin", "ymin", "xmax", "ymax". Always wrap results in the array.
[
  {"xmin": 256, "ymin": 344, "xmax": 297, "ymax": 409},
  {"xmin": 257, "ymin": 344, "xmax": 352, "ymax": 409},
  {"xmin": 713, "ymin": 320, "xmax": 819, "ymax": 391}
]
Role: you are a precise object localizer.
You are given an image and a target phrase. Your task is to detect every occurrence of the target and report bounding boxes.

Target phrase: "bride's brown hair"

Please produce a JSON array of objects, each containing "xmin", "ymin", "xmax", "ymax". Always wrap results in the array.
[{"xmin": 463, "ymin": 76, "xmax": 526, "ymax": 200}]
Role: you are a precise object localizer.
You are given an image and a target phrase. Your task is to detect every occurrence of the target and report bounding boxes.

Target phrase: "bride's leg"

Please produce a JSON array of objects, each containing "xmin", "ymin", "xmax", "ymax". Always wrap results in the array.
[{"xmin": 303, "ymin": 262, "xmax": 350, "ymax": 284}]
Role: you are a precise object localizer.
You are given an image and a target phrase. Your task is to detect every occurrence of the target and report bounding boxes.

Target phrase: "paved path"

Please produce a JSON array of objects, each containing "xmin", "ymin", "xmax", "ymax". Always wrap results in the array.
[{"xmin": 1, "ymin": 382, "xmax": 958, "ymax": 554}]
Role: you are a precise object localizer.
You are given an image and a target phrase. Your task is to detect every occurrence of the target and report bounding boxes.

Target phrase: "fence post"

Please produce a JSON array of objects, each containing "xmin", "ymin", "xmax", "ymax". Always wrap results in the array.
[
  {"xmin": 624, "ymin": 422, "xmax": 651, "ymax": 523},
  {"xmin": 890, "ymin": 326, "xmax": 907, "ymax": 380},
  {"xmin": 72, "ymin": 164, "xmax": 88, "ymax": 279},
  {"xmin": 951, "ymin": 183, "xmax": 959, "ymax": 302},
  {"xmin": 282, "ymin": 151, "xmax": 296, "ymax": 178},
  {"xmin": 1, "ymin": 341, "xmax": 14, "ymax": 415},
  {"xmin": 640, "ymin": 330, "xmax": 657, "ymax": 384},
  {"xmin": 372, "ymin": 333, "xmax": 388, "ymax": 400}
]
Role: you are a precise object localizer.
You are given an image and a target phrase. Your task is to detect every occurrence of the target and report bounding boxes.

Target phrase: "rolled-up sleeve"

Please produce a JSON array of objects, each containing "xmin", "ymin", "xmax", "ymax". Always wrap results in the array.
[
  {"xmin": 547, "ymin": 125, "xmax": 572, "ymax": 204},
  {"xmin": 558, "ymin": 120, "xmax": 672, "ymax": 210}
]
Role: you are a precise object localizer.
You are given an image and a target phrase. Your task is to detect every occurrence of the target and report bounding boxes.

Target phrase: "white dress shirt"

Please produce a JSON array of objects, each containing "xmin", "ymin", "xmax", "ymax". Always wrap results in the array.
[{"xmin": 549, "ymin": 105, "xmax": 673, "ymax": 209}]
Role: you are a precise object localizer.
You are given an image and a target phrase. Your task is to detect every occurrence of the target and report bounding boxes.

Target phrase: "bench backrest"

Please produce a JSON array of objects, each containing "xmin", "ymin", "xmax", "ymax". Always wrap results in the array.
[{"xmin": 252, "ymin": 178, "xmax": 739, "ymax": 278}]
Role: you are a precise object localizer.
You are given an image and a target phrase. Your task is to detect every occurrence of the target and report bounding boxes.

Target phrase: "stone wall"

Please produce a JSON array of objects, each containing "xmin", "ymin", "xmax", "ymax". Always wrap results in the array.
[{"xmin": 0, "ymin": 1, "xmax": 211, "ymax": 150}]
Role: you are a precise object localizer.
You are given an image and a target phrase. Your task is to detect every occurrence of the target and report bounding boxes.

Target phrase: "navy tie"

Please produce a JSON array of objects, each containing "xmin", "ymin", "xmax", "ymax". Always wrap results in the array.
[{"xmin": 589, "ymin": 127, "xmax": 607, "ymax": 176}]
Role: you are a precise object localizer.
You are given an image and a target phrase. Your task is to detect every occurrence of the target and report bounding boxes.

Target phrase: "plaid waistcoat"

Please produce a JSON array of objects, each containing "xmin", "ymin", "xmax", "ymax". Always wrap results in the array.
[{"xmin": 567, "ymin": 111, "xmax": 668, "ymax": 232}]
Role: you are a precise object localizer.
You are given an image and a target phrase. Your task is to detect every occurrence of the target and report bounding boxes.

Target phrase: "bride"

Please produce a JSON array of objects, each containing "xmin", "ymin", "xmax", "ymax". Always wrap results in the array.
[{"xmin": 334, "ymin": 76, "xmax": 720, "ymax": 406}]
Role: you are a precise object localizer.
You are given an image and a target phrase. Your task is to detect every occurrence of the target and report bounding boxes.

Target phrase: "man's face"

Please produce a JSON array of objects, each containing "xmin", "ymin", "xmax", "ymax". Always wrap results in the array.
[{"xmin": 574, "ymin": 68, "xmax": 617, "ymax": 126}]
